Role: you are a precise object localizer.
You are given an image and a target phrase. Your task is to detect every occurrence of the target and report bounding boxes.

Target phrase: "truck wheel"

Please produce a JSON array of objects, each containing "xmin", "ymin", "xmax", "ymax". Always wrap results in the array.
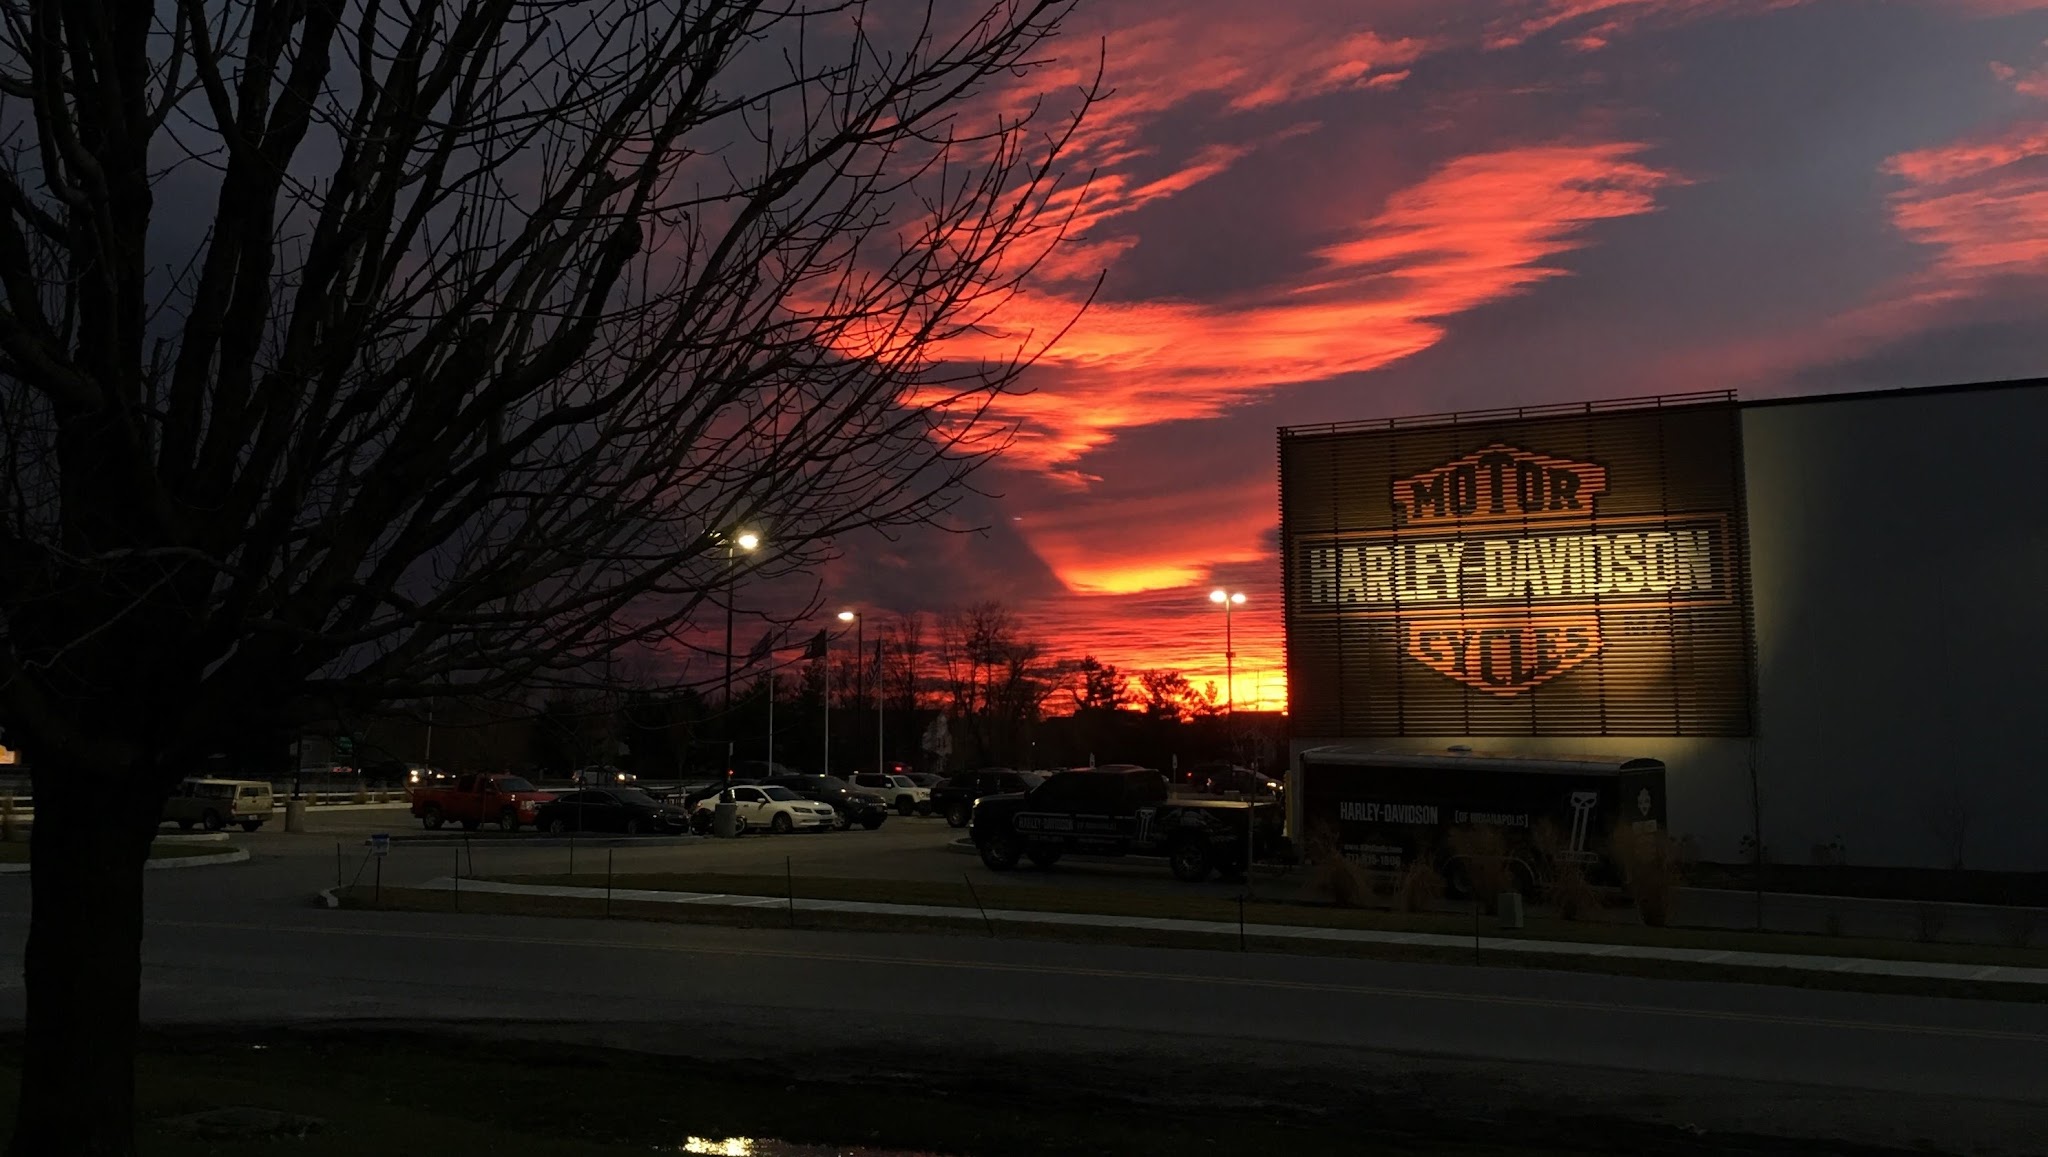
[
  {"xmin": 860, "ymin": 813, "xmax": 885, "ymax": 830},
  {"xmin": 624, "ymin": 817, "xmax": 644, "ymax": 836},
  {"xmin": 978, "ymin": 836, "xmax": 1022, "ymax": 871},
  {"xmin": 1027, "ymin": 848, "xmax": 1062, "ymax": 870},
  {"xmin": 832, "ymin": 809, "xmax": 852, "ymax": 831},
  {"xmin": 946, "ymin": 802, "xmax": 971, "ymax": 828},
  {"xmin": 895, "ymin": 797, "xmax": 915, "ymax": 816},
  {"xmin": 421, "ymin": 805, "xmax": 444, "ymax": 830},
  {"xmin": 500, "ymin": 809, "xmax": 521, "ymax": 833},
  {"xmin": 201, "ymin": 810, "xmax": 223, "ymax": 832},
  {"xmin": 1169, "ymin": 838, "xmax": 1214, "ymax": 883},
  {"xmin": 546, "ymin": 818, "xmax": 569, "ymax": 834},
  {"xmin": 771, "ymin": 812, "xmax": 793, "ymax": 834}
]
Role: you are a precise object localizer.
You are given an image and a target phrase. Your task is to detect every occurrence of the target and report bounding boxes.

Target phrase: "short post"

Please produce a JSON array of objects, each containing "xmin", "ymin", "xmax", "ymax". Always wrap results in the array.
[
  {"xmin": 785, "ymin": 856, "xmax": 795, "ymax": 928},
  {"xmin": 369, "ymin": 832, "xmax": 391, "ymax": 906},
  {"xmin": 569, "ymin": 826, "xmax": 577, "ymax": 876},
  {"xmin": 454, "ymin": 847, "xmax": 461, "ymax": 913},
  {"xmin": 1237, "ymin": 893, "xmax": 1247, "ymax": 951},
  {"xmin": 961, "ymin": 872, "xmax": 995, "ymax": 938},
  {"xmin": 335, "ymin": 841, "xmax": 343, "ymax": 892},
  {"xmin": 606, "ymin": 849, "xmax": 614, "ymax": 918}
]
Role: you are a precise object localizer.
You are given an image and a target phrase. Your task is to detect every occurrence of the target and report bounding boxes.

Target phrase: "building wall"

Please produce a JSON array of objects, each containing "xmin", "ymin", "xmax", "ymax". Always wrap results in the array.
[
  {"xmin": 1281, "ymin": 380, "xmax": 2048, "ymax": 870},
  {"xmin": 1743, "ymin": 384, "xmax": 2048, "ymax": 871}
]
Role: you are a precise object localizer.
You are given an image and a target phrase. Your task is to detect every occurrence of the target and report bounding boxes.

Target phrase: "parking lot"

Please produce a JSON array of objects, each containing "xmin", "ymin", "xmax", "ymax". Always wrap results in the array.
[{"xmin": 266, "ymin": 803, "xmax": 1273, "ymax": 903}]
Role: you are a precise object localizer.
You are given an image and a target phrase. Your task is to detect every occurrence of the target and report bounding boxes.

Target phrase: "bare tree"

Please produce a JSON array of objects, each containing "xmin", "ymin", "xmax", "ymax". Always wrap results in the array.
[
  {"xmin": 883, "ymin": 610, "xmax": 926, "ymax": 711},
  {"xmin": 0, "ymin": 0, "xmax": 1093, "ymax": 1148}
]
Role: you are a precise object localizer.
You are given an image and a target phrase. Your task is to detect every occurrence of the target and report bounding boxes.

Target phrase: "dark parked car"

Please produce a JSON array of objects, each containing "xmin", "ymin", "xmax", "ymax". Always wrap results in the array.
[
  {"xmin": 532, "ymin": 788, "xmax": 689, "ymax": 835},
  {"xmin": 762, "ymin": 775, "xmax": 888, "ymax": 830},
  {"xmin": 969, "ymin": 767, "xmax": 1280, "ymax": 882},
  {"xmin": 1181, "ymin": 762, "xmax": 1283, "ymax": 797},
  {"xmin": 931, "ymin": 768, "xmax": 1046, "ymax": 828}
]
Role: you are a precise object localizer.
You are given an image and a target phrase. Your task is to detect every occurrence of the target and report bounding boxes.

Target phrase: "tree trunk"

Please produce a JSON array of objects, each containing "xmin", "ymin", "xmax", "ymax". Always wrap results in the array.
[{"xmin": 10, "ymin": 762, "xmax": 162, "ymax": 1156}]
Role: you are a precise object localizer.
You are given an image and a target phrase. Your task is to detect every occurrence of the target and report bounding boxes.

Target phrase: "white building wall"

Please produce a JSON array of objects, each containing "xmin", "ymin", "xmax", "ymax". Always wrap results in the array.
[{"xmin": 1742, "ymin": 384, "xmax": 2048, "ymax": 871}]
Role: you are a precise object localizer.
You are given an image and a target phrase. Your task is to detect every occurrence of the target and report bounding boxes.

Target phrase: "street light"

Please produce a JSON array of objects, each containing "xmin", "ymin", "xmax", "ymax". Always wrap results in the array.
[
  {"xmin": 837, "ymin": 609, "xmax": 883, "ymax": 775},
  {"xmin": 1209, "ymin": 588, "xmax": 1246, "ymax": 715},
  {"xmin": 722, "ymin": 530, "xmax": 761, "ymax": 711}
]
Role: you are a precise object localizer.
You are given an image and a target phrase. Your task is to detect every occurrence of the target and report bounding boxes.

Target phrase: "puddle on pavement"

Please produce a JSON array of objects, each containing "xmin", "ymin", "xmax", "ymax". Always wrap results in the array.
[{"xmin": 679, "ymin": 1139, "xmax": 951, "ymax": 1157}]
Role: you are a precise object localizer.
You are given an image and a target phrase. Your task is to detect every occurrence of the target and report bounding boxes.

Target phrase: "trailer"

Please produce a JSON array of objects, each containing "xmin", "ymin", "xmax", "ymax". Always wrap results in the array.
[{"xmin": 1294, "ymin": 746, "xmax": 1667, "ymax": 888}]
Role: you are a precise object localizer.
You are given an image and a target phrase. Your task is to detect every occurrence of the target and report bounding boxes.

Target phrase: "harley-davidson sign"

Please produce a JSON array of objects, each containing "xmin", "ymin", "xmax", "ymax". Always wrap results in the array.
[
  {"xmin": 1279, "ymin": 400, "xmax": 1752, "ymax": 737},
  {"xmin": 1295, "ymin": 441, "xmax": 1734, "ymax": 696}
]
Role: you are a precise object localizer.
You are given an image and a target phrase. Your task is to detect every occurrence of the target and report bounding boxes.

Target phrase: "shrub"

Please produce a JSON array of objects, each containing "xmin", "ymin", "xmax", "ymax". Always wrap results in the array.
[
  {"xmin": 1610, "ymin": 825, "xmax": 1684, "ymax": 927},
  {"xmin": 1394, "ymin": 858, "xmax": 1445, "ymax": 914},
  {"xmin": 1531, "ymin": 819, "xmax": 1599, "ymax": 921},
  {"xmin": 1446, "ymin": 825, "xmax": 1512, "ymax": 904},
  {"xmin": 1307, "ymin": 852, "xmax": 1377, "ymax": 910}
]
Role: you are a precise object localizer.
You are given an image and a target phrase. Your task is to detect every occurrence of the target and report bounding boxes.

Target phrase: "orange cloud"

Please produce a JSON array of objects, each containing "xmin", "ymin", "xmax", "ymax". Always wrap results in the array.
[
  {"xmin": 1992, "ymin": 60, "xmax": 2048, "ymax": 98},
  {"xmin": 946, "ymin": 142, "xmax": 1676, "ymax": 478},
  {"xmin": 1484, "ymin": 0, "xmax": 1805, "ymax": 51},
  {"xmin": 1885, "ymin": 120, "xmax": 2048, "ymax": 283}
]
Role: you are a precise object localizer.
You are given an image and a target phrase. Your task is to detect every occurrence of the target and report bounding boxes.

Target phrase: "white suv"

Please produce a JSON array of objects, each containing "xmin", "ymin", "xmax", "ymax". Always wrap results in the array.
[{"xmin": 850, "ymin": 773, "xmax": 930, "ymax": 816}]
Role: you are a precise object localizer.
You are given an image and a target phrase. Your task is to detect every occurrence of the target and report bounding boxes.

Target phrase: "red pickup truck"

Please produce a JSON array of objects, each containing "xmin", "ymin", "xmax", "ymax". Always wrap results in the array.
[{"xmin": 410, "ymin": 773, "xmax": 555, "ymax": 832}]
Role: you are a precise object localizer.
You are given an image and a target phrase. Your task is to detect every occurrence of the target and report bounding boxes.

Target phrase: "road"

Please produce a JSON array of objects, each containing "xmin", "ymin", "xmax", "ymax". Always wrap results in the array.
[{"xmin": 0, "ymin": 810, "xmax": 2042, "ymax": 1153}]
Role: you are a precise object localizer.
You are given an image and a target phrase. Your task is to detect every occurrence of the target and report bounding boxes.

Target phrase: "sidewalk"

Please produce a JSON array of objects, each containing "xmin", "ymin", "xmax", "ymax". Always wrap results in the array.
[{"xmin": 402, "ymin": 877, "xmax": 2048, "ymax": 987}]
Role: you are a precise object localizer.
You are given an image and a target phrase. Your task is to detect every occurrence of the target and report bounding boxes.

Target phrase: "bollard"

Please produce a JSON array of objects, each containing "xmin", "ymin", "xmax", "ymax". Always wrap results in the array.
[
  {"xmin": 284, "ymin": 798, "xmax": 308, "ymax": 833},
  {"xmin": 785, "ymin": 856, "xmax": 795, "ymax": 928},
  {"xmin": 714, "ymin": 800, "xmax": 738, "ymax": 839},
  {"xmin": 605, "ymin": 849, "xmax": 614, "ymax": 918},
  {"xmin": 453, "ymin": 847, "xmax": 461, "ymax": 912}
]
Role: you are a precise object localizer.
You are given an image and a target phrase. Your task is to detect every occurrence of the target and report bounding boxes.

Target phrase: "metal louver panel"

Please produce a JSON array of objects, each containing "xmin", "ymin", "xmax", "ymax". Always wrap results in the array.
[{"xmin": 1279, "ymin": 393, "xmax": 1754, "ymax": 738}]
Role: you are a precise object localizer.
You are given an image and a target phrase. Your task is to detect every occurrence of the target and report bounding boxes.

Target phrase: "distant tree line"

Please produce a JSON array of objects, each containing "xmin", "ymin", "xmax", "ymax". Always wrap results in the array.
[{"xmin": 317, "ymin": 601, "xmax": 1282, "ymax": 781}]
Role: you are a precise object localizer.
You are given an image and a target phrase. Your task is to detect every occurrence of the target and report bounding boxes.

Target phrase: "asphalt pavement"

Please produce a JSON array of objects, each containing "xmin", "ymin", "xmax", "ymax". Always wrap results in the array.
[{"xmin": 0, "ymin": 812, "xmax": 2042, "ymax": 1153}]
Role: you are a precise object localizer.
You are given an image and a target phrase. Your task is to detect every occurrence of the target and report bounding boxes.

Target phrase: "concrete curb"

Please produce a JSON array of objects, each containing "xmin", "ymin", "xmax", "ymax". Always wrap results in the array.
[
  {"xmin": 0, "ymin": 847, "xmax": 249, "ymax": 875},
  {"xmin": 415, "ymin": 876, "xmax": 2048, "ymax": 987}
]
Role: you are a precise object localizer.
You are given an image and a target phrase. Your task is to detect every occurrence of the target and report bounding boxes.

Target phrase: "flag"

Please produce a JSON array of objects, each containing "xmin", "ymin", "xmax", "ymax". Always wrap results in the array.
[
  {"xmin": 803, "ymin": 628, "xmax": 829, "ymax": 660},
  {"xmin": 745, "ymin": 632, "xmax": 777, "ymax": 667}
]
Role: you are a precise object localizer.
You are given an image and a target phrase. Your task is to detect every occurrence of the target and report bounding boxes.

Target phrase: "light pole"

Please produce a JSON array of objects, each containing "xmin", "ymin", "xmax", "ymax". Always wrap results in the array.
[
  {"xmin": 722, "ymin": 531, "xmax": 761, "ymax": 712},
  {"xmin": 838, "ymin": 610, "xmax": 880, "ymax": 774},
  {"xmin": 1209, "ymin": 588, "xmax": 1246, "ymax": 715}
]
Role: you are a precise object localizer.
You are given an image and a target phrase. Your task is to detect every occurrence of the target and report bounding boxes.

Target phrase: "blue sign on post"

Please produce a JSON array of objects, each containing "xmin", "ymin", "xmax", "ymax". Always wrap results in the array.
[{"xmin": 370, "ymin": 832, "xmax": 391, "ymax": 858}]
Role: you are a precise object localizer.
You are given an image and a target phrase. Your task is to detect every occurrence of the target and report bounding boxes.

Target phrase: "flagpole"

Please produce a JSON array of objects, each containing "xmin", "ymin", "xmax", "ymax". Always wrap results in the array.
[
  {"xmin": 875, "ymin": 639, "xmax": 884, "ymax": 777},
  {"xmin": 823, "ymin": 633, "xmax": 831, "ymax": 778},
  {"xmin": 767, "ymin": 672, "xmax": 775, "ymax": 769}
]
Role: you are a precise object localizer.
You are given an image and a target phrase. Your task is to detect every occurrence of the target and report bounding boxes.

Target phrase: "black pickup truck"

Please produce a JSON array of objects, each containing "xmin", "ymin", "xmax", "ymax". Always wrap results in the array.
[{"xmin": 968, "ymin": 767, "xmax": 1280, "ymax": 882}]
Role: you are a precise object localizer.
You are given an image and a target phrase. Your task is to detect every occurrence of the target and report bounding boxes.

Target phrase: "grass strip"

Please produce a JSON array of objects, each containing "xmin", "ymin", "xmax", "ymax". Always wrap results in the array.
[
  {"xmin": 490, "ymin": 870, "xmax": 2048, "ymax": 970},
  {"xmin": 0, "ymin": 1028, "xmax": 1802, "ymax": 1157},
  {"xmin": 337, "ymin": 884, "xmax": 2048, "ymax": 1004}
]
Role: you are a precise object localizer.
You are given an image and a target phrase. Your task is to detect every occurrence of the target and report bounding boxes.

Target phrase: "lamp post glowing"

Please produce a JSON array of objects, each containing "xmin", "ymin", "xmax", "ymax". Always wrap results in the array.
[
  {"xmin": 722, "ymin": 530, "xmax": 761, "ymax": 711},
  {"xmin": 1209, "ymin": 588, "xmax": 1246, "ymax": 715},
  {"xmin": 836, "ymin": 610, "xmax": 882, "ymax": 775}
]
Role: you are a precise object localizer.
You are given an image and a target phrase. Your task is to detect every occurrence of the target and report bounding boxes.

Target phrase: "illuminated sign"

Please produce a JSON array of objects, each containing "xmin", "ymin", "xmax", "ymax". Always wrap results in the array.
[
  {"xmin": 1295, "ymin": 443, "xmax": 1734, "ymax": 696},
  {"xmin": 1279, "ymin": 402, "xmax": 1753, "ymax": 736}
]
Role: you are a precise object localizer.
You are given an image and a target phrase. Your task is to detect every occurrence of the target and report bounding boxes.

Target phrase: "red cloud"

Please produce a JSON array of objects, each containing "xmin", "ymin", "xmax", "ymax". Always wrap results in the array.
[
  {"xmin": 1484, "ymin": 0, "xmax": 1807, "ymax": 51},
  {"xmin": 1885, "ymin": 121, "xmax": 2048, "ymax": 283},
  {"xmin": 944, "ymin": 142, "xmax": 1676, "ymax": 480},
  {"xmin": 1992, "ymin": 60, "xmax": 2048, "ymax": 98}
]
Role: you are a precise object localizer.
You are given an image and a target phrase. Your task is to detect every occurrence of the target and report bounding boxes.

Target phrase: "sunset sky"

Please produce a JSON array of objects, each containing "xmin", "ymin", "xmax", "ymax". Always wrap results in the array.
[{"xmin": 814, "ymin": 0, "xmax": 2048, "ymax": 712}]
